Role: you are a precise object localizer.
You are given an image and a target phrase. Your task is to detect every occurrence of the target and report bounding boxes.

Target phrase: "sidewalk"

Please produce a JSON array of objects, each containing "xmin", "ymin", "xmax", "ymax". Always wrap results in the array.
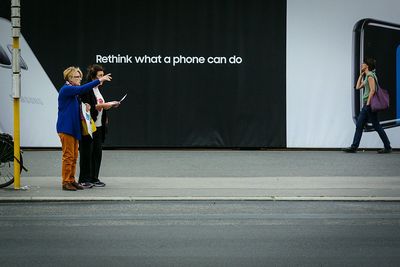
[
  {"xmin": 1, "ymin": 150, "xmax": 399, "ymax": 201},
  {"xmin": 1, "ymin": 176, "xmax": 400, "ymax": 201}
]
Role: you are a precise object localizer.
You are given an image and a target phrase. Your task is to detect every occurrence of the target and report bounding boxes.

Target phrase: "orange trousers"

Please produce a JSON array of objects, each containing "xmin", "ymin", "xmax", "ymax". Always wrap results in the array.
[{"xmin": 58, "ymin": 133, "xmax": 78, "ymax": 185}]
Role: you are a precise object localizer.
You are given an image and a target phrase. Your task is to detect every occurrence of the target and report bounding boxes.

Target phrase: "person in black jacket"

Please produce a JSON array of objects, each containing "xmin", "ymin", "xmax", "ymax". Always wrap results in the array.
[{"xmin": 78, "ymin": 64, "xmax": 119, "ymax": 188}]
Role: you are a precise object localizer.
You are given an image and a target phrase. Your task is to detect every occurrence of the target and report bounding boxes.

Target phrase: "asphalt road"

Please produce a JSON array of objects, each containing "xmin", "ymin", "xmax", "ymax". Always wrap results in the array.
[{"xmin": 0, "ymin": 201, "xmax": 399, "ymax": 266}]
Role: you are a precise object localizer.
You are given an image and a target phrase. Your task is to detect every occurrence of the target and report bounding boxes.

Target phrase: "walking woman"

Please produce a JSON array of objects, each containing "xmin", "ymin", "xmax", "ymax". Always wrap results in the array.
[
  {"xmin": 57, "ymin": 66, "xmax": 112, "ymax": 191},
  {"xmin": 78, "ymin": 64, "xmax": 119, "ymax": 188},
  {"xmin": 343, "ymin": 58, "xmax": 392, "ymax": 153}
]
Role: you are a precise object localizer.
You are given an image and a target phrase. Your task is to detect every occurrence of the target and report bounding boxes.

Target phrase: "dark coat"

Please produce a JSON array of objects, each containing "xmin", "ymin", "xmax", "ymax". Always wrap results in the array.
[{"xmin": 79, "ymin": 88, "xmax": 108, "ymax": 143}]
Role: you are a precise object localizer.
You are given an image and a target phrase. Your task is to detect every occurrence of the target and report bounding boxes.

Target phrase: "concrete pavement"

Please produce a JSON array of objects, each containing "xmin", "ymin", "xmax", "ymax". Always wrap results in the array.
[{"xmin": 1, "ymin": 150, "xmax": 399, "ymax": 201}]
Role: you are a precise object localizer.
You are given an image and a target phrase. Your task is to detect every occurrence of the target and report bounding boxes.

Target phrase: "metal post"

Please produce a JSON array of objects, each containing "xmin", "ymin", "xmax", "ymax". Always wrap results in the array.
[{"xmin": 11, "ymin": 0, "xmax": 21, "ymax": 189}]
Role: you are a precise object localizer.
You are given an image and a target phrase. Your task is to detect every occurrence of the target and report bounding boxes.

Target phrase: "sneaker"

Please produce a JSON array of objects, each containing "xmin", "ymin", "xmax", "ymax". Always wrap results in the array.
[
  {"xmin": 71, "ymin": 182, "xmax": 84, "ymax": 190},
  {"xmin": 62, "ymin": 183, "xmax": 77, "ymax": 191},
  {"xmin": 79, "ymin": 182, "xmax": 94, "ymax": 189},
  {"xmin": 342, "ymin": 147, "xmax": 357, "ymax": 153},
  {"xmin": 93, "ymin": 181, "xmax": 106, "ymax": 187},
  {"xmin": 377, "ymin": 148, "xmax": 392, "ymax": 154}
]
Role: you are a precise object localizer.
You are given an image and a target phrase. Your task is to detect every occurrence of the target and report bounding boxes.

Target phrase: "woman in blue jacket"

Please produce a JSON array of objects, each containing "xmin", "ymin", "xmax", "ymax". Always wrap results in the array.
[{"xmin": 56, "ymin": 66, "xmax": 112, "ymax": 191}]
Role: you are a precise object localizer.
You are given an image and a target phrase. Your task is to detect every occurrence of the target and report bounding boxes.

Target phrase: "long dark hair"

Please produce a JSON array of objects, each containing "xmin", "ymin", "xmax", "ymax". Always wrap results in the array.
[
  {"xmin": 86, "ymin": 64, "xmax": 104, "ymax": 81},
  {"xmin": 364, "ymin": 57, "xmax": 376, "ymax": 71}
]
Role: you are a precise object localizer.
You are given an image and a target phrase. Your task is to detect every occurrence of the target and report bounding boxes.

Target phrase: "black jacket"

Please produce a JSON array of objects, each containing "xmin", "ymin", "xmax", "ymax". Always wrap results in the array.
[{"xmin": 79, "ymin": 89, "xmax": 108, "ymax": 143}]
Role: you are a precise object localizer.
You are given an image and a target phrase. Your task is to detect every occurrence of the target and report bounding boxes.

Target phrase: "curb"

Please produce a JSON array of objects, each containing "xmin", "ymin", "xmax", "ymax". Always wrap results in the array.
[{"xmin": 1, "ymin": 196, "xmax": 400, "ymax": 202}]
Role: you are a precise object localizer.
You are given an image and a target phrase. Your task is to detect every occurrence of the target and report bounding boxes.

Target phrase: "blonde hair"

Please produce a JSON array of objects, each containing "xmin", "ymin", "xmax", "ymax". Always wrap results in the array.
[{"xmin": 63, "ymin": 66, "xmax": 83, "ymax": 81}]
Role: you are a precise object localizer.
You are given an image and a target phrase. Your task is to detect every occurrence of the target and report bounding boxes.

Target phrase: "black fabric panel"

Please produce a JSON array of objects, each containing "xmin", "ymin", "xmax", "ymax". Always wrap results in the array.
[{"xmin": 0, "ymin": 0, "xmax": 286, "ymax": 148}]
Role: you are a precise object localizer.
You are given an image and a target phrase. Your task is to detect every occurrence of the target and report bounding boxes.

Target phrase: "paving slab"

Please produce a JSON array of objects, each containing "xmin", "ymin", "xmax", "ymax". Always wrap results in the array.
[{"xmin": 1, "ymin": 176, "xmax": 400, "ymax": 201}]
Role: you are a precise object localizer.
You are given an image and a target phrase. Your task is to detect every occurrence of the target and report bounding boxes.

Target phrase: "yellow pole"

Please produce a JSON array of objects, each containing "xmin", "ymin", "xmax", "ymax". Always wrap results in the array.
[
  {"xmin": 11, "ymin": 0, "xmax": 21, "ymax": 190},
  {"xmin": 13, "ymin": 89, "xmax": 20, "ymax": 189}
]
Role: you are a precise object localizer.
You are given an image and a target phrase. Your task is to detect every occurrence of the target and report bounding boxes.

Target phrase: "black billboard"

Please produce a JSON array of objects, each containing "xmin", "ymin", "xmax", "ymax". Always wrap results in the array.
[{"xmin": 0, "ymin": 0, "xmax": 286, "ymax": 148}]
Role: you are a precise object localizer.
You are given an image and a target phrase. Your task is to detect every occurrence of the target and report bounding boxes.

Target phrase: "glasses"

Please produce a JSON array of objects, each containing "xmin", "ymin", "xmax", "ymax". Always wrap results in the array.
[{"xmin": 72, "ymin": 75, "xmax": 81, "ymax": 79}]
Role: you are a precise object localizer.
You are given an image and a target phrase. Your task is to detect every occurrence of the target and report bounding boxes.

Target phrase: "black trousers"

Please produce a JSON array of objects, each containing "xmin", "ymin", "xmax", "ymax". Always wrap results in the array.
[{"xmin": 79, "ymin": 126, "xmax": 103, "ymax": 183}]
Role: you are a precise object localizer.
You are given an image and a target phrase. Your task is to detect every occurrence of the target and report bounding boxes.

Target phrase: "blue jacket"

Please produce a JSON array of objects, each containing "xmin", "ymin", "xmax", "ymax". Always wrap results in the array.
[{"xmin": 56, "ymin": 80, "xmax": 101, "ymax": 140}]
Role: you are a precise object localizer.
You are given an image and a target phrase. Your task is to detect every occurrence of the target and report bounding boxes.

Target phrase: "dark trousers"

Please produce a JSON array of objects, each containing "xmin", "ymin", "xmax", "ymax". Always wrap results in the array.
[
  {"xmin": 79, "ymin": 126, "xmax": 103, "ymax": 183},
  {"xmin": 351, "ymin": 105, "xmax": 391, "ymax": 149}
]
